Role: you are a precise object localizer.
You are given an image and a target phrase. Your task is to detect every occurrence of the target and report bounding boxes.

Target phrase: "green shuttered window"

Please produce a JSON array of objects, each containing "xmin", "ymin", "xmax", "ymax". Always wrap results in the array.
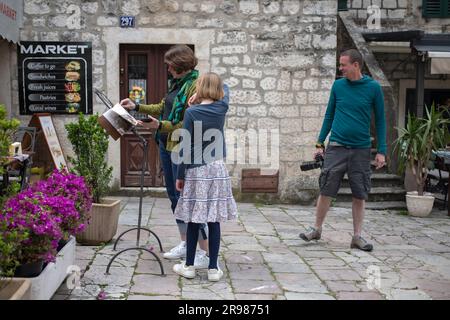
[
  {"xmin": 338, "ymin": 0, "xmax": 348, "ymax": 11},
  {"xmin": 423, "ymin": 0, "xmax": 450, "ymax": 18}
]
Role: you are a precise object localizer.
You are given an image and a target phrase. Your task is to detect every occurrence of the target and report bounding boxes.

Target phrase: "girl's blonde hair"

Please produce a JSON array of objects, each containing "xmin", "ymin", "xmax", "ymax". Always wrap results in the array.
[{"xmin": 195, "ymin": 72, "xmax": 224, "ymax": 102}]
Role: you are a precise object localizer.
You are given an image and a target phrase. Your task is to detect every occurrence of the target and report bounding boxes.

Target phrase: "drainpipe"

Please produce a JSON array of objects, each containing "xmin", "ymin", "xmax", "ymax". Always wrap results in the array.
[{"xmin": 415, "ymin": 52, "xmax": 426, "ymax": 118}]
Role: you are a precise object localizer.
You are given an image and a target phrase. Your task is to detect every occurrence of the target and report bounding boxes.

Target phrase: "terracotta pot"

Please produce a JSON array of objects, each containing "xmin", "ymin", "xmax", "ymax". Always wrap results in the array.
[
  {"xmin": 406, "ymin": 191, "xmax": 435, "ymax": 217},
  {"xmin": 76, "ymin": 198, "xmax": 121, "ymax": 245}
]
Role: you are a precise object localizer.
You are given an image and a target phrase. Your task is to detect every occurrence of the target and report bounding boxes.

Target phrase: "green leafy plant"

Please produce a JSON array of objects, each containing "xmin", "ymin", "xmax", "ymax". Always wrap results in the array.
[
  {"xmin": 0, "ymin": 104, "xmax": 20, "ymax": 176},
  {"xmin": 0, "ymin": 104, "xmax": 21, "ymax": 208},
  {"xmin": 394, "ymin": 104, "xmax": 450, "ymax": 195},
  {"xmin": 0, "ymin": 219, "xmax": 28, "ymax": 286},
  {"xmin": 65, "ymin": 113, "xmax": 112, "ymax": 203}
]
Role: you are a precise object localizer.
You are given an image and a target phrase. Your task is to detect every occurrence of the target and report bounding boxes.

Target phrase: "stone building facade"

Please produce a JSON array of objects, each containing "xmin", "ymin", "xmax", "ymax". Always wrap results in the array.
[
  {"xmin": 7, "ymin": 0, "xmax": 338, "ymax": 203},
  {"xmin": 342, "ymin": 0, "xmax": 450, "ymax": 151}
]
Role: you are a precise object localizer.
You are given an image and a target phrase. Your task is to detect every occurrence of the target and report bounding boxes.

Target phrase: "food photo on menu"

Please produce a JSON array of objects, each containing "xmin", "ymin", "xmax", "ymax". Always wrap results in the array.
[
  {"xmin": 65, "ymin": 60, "xmax": 80, "ymax": 71},
  {"xmin": 65, "ymin": 82, "xmax": 81, "ymax": 92},
  {"xmin": 65, "ymin": 71, "xmax": 80, "ymax": 81},
  {"xmin": 65, "ymin": 92, "xmax": 81, "ymax": 103},
  {"xmin": 66, "ymin": 103, "xmax": 80, "ymax": 113}
]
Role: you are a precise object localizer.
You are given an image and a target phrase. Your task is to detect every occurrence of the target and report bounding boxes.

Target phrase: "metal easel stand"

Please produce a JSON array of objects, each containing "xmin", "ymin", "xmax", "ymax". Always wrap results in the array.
[{"xmin": 105, "ymin": 127, "xmax": 165, "ymax": 276}]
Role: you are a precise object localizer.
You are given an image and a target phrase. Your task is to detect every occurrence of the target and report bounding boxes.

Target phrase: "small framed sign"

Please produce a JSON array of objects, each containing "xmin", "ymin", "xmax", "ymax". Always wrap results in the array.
[
  {"xmin": 28, "ymin": 113, "xmax": 68, "ymax": 171},
  {"xmin": 120, "ymin": 16, "xmax": 135, "ymax": 28}
]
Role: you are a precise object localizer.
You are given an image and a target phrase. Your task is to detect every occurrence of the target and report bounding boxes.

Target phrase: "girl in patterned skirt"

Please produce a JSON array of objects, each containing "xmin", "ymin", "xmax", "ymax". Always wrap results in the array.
[{"xmin": 173, "ymin": 72, "xmax": 237, "ymax": 282}]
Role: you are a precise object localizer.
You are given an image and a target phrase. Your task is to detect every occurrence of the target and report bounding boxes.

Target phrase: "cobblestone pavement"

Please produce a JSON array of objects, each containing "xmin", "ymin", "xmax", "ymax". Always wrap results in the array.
[{"xmin": 52, "ymin": 196, "xmax": 450, "ymax": 300}]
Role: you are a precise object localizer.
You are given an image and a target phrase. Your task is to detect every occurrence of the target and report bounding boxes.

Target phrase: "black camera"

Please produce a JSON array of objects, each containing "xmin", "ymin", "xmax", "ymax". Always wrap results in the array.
[{"xmin": 300, "ymin": 154, "xmax": 324, "ymax": 171}]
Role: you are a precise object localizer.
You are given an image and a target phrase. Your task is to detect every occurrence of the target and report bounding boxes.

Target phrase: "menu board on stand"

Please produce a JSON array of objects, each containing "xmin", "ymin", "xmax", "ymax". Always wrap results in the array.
[{"xmin": 17, "ymin": 41, "xmax": 92, "ymax": 115}]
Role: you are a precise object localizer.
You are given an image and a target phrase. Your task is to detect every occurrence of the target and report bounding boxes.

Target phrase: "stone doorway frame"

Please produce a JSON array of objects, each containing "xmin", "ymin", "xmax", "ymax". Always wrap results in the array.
[{"xmin": 102, "ymin": 28, "xmax": 215, "ymax": 189}]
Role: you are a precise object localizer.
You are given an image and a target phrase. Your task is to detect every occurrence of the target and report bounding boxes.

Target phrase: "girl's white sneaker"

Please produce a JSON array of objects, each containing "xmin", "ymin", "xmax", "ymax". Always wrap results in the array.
[
  {"xmin": 207, "ymin": 268, "xmax": 223, "ymax": 282},
  {"xmin": 173, "ymin": 262, "xmax": 196, "ymax": 279}
]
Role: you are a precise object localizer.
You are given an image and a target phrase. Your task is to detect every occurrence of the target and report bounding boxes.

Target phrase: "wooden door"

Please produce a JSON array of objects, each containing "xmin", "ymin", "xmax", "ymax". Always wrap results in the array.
[{"xmin": 119, "ymin": 44, "xmax": 171, "ymax": 187}]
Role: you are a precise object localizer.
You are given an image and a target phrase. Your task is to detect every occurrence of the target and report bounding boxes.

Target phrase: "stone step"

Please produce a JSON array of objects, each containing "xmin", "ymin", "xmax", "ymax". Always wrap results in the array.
[
  {"xmin": 341, "ymin": 173, "xmax": 404, "ymax": 188},
  {"xmin": 336, "ymin": 186, "xmax": 406, "ymax": 202},
  {"xmin": 334, "ymin": 201, "xmax": 407, "ymax": 210}
]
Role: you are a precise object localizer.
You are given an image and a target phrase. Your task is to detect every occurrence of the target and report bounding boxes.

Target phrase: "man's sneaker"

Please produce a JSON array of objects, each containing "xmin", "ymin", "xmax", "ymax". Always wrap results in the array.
[
  {"xmin": 350, "ymin": 236, "xmax": 373, "ymax": 252},
  {"xmin": 163, "ymin": 241, "xmax": 186, "ymax": 260},
  {"xmin": 299, "ymin": 226, "xmax": 322, "ymax": 242},
  {"xmin": 207, "ymin": 268, "xmax": 223, "ymax": 282},
  {"xmin": 193, "ymin": 250, "xmax": 209, "ymax": 269},
  {"xmin": 173, "ymin": 262, "xmax": 196, "ymax": 279}
]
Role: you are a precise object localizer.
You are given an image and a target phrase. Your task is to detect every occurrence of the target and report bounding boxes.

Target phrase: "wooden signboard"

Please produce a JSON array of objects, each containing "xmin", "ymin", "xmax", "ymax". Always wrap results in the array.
[{"xmin": 28, "ymin": 113, "xmax": 67, "ymax": 171}]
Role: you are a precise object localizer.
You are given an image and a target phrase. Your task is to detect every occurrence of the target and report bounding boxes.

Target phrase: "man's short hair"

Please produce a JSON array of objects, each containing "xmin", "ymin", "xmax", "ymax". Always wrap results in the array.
[{"xmin": 340, "ymin": 49, "xmax": 363, "ymax": 69}]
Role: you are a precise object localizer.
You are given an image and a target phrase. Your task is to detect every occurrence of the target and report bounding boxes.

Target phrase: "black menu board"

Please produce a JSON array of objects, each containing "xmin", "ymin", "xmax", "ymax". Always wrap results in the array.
[{"xmin": 18, "ymin": 41, "xmax": 92, "ymax": 115}]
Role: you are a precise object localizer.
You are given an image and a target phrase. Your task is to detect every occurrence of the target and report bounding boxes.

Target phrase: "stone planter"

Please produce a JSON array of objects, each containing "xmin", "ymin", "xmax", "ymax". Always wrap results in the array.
[
  {"xmin": 76, "ymin": 198, "xmax": 121, "ymax": 245},
  {"xmin": 406, "ymin": 191, "xmax": 435, "ymax": 217},
  {"xmin": 0, "ymin": 279, "xmax": 31, "ymax": 300},
  {"xmin": 14, "ymin": 236, "xmax": 76, "ymax": 300}
]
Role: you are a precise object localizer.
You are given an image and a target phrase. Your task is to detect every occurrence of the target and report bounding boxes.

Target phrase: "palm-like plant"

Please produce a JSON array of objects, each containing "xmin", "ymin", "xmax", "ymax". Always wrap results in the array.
[{"xmin": 394, "ymin": 104, "xmax": 450, "ymax": 195}]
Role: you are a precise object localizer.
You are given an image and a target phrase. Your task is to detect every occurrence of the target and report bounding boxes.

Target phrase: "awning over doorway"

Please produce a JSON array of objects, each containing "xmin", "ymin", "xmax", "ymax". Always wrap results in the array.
[
  {"xmin": 429, "ymin": 52, "xmax": 450, "ymax": 74},
  {"xmin": 411, "ymin": 34, "xmax": 450, "ymax": 75},
  {"xmin": 0, "ymin": 0, "xmax": 23, "ymax": 43},
  {"xmin": 362, "ymin": 31, "xmax": 450, "ymax": 117}
]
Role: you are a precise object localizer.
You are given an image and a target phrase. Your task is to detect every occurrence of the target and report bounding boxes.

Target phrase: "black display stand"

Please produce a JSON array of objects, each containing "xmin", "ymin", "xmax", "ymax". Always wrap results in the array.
[{"xmin": 94, "ymin": 89, "xmax": 165, "ymax": 276}]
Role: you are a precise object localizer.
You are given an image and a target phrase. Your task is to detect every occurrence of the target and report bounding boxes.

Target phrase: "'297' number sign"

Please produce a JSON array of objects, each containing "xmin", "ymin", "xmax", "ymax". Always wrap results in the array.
[{"xmin": 120, "ymin": 16, "xmax": 135, "ymax": 28}]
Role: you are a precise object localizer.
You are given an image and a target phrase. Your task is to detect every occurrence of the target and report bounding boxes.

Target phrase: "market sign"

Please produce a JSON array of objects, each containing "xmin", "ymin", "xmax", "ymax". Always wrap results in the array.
[
  {"xmin": 0, "ymin": 0, "xmax": 22, "ymax": 43},
  {"xmin": 18, "ymin": 41, "xmax": 93, "ymax": 115}
]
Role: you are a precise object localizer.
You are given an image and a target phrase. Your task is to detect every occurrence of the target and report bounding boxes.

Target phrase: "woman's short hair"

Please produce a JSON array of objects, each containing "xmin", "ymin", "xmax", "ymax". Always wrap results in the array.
[
  {"xmin": 164, "ymin": 45, "xmax": 198, "ymax": 74},
  {"xmin": 195, "ymin": 72, "xmax": 224, "ymax": 102}
]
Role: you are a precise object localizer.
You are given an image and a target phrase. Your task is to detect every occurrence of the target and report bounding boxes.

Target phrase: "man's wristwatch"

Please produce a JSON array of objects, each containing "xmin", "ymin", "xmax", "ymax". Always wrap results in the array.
[
  {"xmin": 134, "ymin": 102, "xmax": 140, "ymax": 112},
  {"xmin": 315, "ymin": 142, "xmax": 325, "ymax": 149}
]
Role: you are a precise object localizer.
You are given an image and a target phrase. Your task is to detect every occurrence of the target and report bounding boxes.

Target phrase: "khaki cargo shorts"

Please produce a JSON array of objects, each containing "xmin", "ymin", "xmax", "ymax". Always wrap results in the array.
[{"xmin": 319, "ymin": 145, "xmax": 372, "ymax": 200}]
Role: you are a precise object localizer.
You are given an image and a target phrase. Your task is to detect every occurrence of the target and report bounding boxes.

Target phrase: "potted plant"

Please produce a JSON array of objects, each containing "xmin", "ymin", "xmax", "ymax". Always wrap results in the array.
[
  {"xmin": 394, "ymin": 104, "xmax": 450, "ymax": 217},
  {"xmin": 0, "ymin": 190, "xmax": 64, "ymax": 276},
  {"xmin": 65, "ymin": 113, "xmax": 120, "ymax": 245},
  {"xmin": 31, "ymin": 169, "xmax": 92, "ymax": 248}
]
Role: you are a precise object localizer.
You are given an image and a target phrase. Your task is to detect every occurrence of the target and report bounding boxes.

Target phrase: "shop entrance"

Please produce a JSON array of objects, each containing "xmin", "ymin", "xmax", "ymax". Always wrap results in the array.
[{"xmin": 119, "ymin": 44, "xmax": 172, "ymax": 187}]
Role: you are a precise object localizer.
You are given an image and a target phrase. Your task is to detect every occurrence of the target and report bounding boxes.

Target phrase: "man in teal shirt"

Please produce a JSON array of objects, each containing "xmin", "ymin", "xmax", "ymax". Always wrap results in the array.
[{"xmin": 299, "ymin": 49, "xmax": 387, "ymax": 251}]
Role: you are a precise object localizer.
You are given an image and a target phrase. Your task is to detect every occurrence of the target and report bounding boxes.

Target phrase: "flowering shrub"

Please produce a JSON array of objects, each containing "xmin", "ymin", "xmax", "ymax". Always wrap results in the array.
[
  {"xmin": 32, "ymin": 169, "xmax": 93, "ymax": 235},
  {"xmin": 42, "ymin": 195, "xmax": 83, "ymax": 240},
  {"xmin": 0, "ymin": 170, "xmax": 93, "ymax": 268},
  {"xmin": 0, "ymin": 190, "xmax": 63, "ymax": 263}
]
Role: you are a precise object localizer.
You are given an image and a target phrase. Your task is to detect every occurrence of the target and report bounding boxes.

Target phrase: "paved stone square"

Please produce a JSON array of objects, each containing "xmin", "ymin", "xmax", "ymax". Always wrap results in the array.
[{"xmin": 52, "ymin": 196, "xmax": 450, "ymax": 300}]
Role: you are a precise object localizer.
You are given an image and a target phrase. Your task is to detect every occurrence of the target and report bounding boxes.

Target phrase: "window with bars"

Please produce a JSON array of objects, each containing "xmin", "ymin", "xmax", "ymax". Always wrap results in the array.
[{"xmin": 422, "ymin": 0, "xmax": 450, "ymax": 18}]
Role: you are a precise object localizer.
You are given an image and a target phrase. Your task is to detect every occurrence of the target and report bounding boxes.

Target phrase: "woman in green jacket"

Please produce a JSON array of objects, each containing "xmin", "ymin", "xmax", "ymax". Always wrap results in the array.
[{"xmin": 121, "ymin": 45, "xmax": 209, "ymax": 268}]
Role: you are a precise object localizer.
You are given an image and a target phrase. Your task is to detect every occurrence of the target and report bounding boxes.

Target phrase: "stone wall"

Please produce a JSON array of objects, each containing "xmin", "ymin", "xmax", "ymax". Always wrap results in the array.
[
  {"xmin": 16, "ymin": 0, "xmax": 338, "ymax": 203},
  {"xmin": 346, "ymin": 0, "xmax": 450, "ymax": 32}
]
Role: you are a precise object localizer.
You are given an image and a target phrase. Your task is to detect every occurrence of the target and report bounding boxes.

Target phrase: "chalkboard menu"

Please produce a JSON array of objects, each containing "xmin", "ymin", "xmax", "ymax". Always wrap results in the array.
[{"xmin": 18, "ymin": 41, "xmax": 93, "ymax": 115}]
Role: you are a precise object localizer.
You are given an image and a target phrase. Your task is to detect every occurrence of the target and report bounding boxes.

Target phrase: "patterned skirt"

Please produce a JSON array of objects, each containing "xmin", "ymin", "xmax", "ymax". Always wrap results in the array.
[{"xmin": 174, "ymin": 160, "xmax": 238, "ymax": 224}]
